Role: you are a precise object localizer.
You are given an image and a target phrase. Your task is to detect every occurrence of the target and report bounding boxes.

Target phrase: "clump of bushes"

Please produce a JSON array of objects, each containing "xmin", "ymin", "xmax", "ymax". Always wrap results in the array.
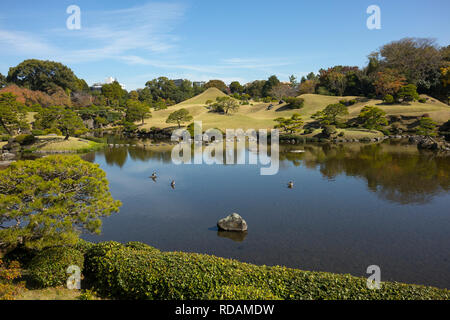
[
  {"xmin": 303, "ymin": 128, "xmax": 314, "ymax": 135},
  {"xmin": 339, "ymin": 99, "xmax": 356, "ymax": 106},
  {"xmin": 28, "ymin": 247, "xmax": 84, "ymax": 288},
  {"xmin": 284, "ymin": 97, "xmax": 305, "ymax": 109},
  {"xmin": 1, "ymin": 135, "xmax": 11, "ymax": 142},
  {"xmin": 31, "ymin": 129, "xmax": 45, "ymax": 136},
  {"xmin": 0, "ymin": 259, "xmax": 25, "ymax": 300},
  {"xmin": 14, "ymin": 134, "xmax": 35, "ymax": 146},
  {"xmin": 383, "ymin": 94, "xmax": 395, "ymax": 104},
  {"xmin": 322, "ymin": 125, "xmax": 337, "ymax": 138},
  {"xmin": 205, "ymin": 285, "xmax": 281, "ymax": 300},
  {"xmin": 83, "ymin": 242, "xmax": 450, "ymax": 300},
  {"xmin": 418, "ymin": 97, "xmax": 427, "ymax": 103}
]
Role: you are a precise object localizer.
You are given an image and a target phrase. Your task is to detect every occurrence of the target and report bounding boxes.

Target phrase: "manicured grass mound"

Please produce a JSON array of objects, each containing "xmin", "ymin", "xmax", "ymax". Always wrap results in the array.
[
  {"xmin": 84, "ymin": 242, "xmax": 450, "ymax": 300},
  {"xmin": 28, "ymin": 247, "xmax": 84, "ymax": 288}
]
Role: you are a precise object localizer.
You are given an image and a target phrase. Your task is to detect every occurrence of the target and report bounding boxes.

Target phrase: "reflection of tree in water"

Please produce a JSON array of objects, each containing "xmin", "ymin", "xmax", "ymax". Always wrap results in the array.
[
  {"xmin": 283, "ymin": 143, "xmax": 450, "ymax": 205},
  {"xmin": 128, "ymin": 148, "xmax": 172, "ymax": 163},
  {"xmin": 102, "ymin": 147, "xmax": 128, "ymax": 168},
  {"xmin": 100, "ymin": 147, "xmax": 173, "ymax": 168}
]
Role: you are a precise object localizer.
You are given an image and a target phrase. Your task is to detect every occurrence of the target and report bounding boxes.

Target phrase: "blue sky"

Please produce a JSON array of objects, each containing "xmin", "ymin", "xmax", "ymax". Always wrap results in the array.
[{"xmin": 0, "ymin": 0, "xmax": 449, "ymax": 90}]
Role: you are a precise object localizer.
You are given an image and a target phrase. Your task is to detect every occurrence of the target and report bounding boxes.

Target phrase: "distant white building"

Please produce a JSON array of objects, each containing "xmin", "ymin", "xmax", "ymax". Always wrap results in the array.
[
  {"xmin": 193, "ymin": 81, "xmax": 206, "ymax": 87},
  {"xmin": 90, "ymin": 77, "xmax": 126, "ymax": 91}
]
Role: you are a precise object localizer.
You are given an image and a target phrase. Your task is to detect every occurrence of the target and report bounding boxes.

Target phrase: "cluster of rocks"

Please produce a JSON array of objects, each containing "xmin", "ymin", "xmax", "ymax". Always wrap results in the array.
[
  {"xmin": 281, "ymin": 134, "xmax": 449, "ymax": 146},
  {"xmin": 413, "ymin": 136, "xmax": 450, "ymax": 152},
  {"xmin": 1, "ymin": 139, "xmax": 20, "ymax": 162}
]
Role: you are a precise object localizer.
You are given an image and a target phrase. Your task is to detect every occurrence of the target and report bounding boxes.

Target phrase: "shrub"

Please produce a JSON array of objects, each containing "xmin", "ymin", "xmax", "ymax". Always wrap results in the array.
[
  {"xmin": 322, "ymin": 125, "xmax": 337, "ymax": 137},
  {"xmin": 383, "ymin": 94, "xmax": 395, "ymax": 104},
  {"xmin": 1, "ymin": 135, "xmax": 11, "ymax": 142},
  {"xmin": 74, "ymin": 239, "xmax": 95, "ymax": 254},
  {"xmin": 418, "ymin": 97, "xmax": 427, "ymax": 103},
  {"xmin": 0, "ymin": 259, "xmax": 24, "ymax": 300},
  {"xmin": 77, "ymin": 289, "xmax": 98, "ymax": 300},
  {"xmin": 84, "ymin": 242, "xmax": 450, "ymax": 300},
  {"xmin": 303, "ymin": 128, "xmax": 314, "ymax": 135},
  {"xmin": 3, "ymin": 246, "xmax": 38, "ymax": 268},
  {"xmin": 44, "ymin": 128, "xmax": 62, "ymax": 136},
  {"xmin": 338, "ymin": 132, "xmax": 345, "ymax": 137},
  {"xmin": 31, "ymin": 129, "xmax": 45, "ymax": 136},
  {"xmin": 205, "ymin": 285, "xmax": 281, "ymax": 300},
  {"xmin": 14, "ymin": 134, "xmax": 35, "ymax": 146},
  {"xmin": 284, "ymin": 97, "xmax": 305, "ymax": 109},
  {"xmin": 28, "ymin": 247, "xmax": 84, "ymax": 288},
  {"xmin": 125, "ymin": 241, "xmax": 160, "ymax": 253}
]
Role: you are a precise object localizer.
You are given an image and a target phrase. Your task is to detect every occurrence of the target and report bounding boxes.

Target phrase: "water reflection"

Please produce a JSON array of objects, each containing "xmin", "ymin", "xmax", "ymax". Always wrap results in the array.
[
  {"xmin": 88, "ymin": 141, "xmax": 450, "ymax": 205},
  {"xmin": 286, "ymin": 143, "xmax": 450, "ymax": 205},
  {"xmin": 83, "ymin": 140, "xmax": 450, "ymax": 288},
  {"xmin": 217, "ymin": 231, "xmax": 248, "ymax": 242}
]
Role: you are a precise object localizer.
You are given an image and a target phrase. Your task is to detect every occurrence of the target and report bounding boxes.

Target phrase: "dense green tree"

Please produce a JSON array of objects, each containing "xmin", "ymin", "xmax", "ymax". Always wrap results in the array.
[
  {"xmin": 210, "ymin": 96, "xmax": 240, "ymax": 114},
  {"xmin": 0, "ymin": 156, "xmax": 122, "ymax": 250},
  {"xmin": 358, "ymin": 106, "xmax": 388, "ymax": 130},
  {"xmin": 166, "ymin": 109, "xmax": 193, "ymax": 128},
  {"xmin": 204, "ymin": 80, "xmax": 228, "ymax": 93},
  {"xmin": 7, "ymin": 59, "xmax": 80, "ymax": 93},
  {"xmin": 244, "ymin": 80, "xmax": 266, "ymax": 98},
  {"xmin": 125, "ymin": 99, "xmax": 151, "ymax": 124},
  {"xmin": 416, "ymin": 117, "xmax": 438, "ymax": 136},
  {"xmin": 229, "ymin": 81, "xmax": 244, "ymax": 94},
  {"xmin": 284, "ymin": 97, "xmax": 305, "ymax": 109},
  {"xmin": 274, "ymin": 114, "xmax": 303, "ymax": 133},
  {"xmin": 397, "ymin": 84, "xmax": 419, "ymax": 102},
  {"xmin": 322, "ymin": 125, "xmax": 337, "ymax": 138},
  {"xmin": 0, "ymin": 93, "xmax": 28, "ymax": 134},
  {"xmin": 34, "ymin": 106, "xmax": 86, "ymax": 139},
  {"xmin": 78, "ymin": 105, "xmax": 120, "ymax": 127},
  {"xmin": 144, "ymin": 77, "xmax": 196, "ymax": 104},
  {"xmin": 262, "ymin": 75, "xmax": 280, "ymax": 97},
  {"xmin": 0, "ymin": 73, "xmax": 6, "ymax": 88},
  {"xmin": 101, "ymin": 81, "xmax": 127, "ymax": 106},
  {"xmin": 312, "ymin": 103, "xmax": 349, "ymax": 125}
]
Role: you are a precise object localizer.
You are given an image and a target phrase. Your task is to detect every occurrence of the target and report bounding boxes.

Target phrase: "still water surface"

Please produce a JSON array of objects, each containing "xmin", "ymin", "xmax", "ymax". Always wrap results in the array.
[{"xmin": 82, "ymin": 140, "xmax": 450, "ymax": 288}]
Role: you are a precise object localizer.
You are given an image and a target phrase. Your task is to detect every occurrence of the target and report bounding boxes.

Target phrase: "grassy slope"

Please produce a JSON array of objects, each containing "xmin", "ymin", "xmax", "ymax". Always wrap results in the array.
[
  {"xmin": 34, "ymin": 136, "xmax": 103, "ymax": 152},
  {"xmin": 141, "ymin": 90, "xmax": 449, "ymax": 137}
]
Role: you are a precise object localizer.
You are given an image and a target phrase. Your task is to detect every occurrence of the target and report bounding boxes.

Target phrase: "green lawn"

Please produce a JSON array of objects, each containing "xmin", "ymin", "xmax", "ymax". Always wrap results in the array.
[
  {"xmin": 139, "ymin": 89, "xmax": 450, "ymax": 138},
  {"xmin": 35, "ymin": 136, "xmax": 103, "ymax": 153}
]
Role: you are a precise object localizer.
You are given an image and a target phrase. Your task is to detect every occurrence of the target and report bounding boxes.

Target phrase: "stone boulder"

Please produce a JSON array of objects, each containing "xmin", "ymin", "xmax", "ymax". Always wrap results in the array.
[
  {"xmin": 2, "ymin": 140, "xmax": 21, "ymax": 153},
  {"xmin": 417, "ymin": 137, "xmax": 439, "ymax": 150},
  {"xmin": 217, "ymin": 213, "xmax": 248, "ymax": 232},
  {"xmin": 1, "ymin": 152, "xmax": 16, "ymax": 161}
]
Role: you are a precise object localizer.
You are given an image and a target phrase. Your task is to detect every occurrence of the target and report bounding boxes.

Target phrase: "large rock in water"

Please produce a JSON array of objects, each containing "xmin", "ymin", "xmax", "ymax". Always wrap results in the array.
[
  {"xmin": 217, "ymin": 213, "xmax": 248, "ymax": 232},
  {"xmin": 417, "ymin": 137, "xmax": 439, "ymax": 150}
]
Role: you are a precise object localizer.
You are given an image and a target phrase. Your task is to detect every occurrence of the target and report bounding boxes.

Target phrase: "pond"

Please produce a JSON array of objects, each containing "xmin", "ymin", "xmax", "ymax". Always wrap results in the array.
[{"xmin": 82, "ymin": 139, "xmax": 450, "ymax": 289}]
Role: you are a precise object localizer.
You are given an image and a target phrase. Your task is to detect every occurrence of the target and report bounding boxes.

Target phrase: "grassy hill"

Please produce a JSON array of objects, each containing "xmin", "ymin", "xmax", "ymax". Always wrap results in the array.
[{"xmin": 140, "ymin": 90, "xmax": 450, "ymax": 137}]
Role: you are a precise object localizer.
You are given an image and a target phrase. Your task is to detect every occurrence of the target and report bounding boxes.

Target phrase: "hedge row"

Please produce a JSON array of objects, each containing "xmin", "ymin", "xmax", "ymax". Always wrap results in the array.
[
  {"xmin": 84, "ymin": 241, "xmax": 450, "ymax": 300},
  {"xmin": 28, "ymin": 247, "xmax": 84, "ymax": 288}
]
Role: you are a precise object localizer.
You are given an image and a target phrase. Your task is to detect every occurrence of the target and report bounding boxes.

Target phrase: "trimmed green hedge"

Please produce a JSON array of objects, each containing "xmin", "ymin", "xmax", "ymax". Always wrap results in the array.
[
  {"xmin": 205, "ymin": 285, "xmax": 281, "ymax": 300},
  {"xmin": 28, "ymin": 247, "xmax": 84, "ymax": 288},
  {"xmin": 84, "ymin": 242, "xmax": 450, "ymax": 300}
]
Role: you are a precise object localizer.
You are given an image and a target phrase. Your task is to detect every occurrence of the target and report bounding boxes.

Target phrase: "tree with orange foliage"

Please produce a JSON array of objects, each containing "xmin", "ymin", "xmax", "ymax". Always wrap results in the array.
[{"xmin": 373, "ymin": 68, "xmax": 406, "ymax": 98}]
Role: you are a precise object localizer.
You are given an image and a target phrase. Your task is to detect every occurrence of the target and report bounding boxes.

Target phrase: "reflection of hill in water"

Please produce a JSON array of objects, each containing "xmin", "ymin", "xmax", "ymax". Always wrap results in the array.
[
  {"xmin": 281, "ymin": 143, "xmax": 450, "ymax": 205},
  {"xmin": 98, "ymin": 147, "xmax": 174, "ymax": 168},
  {"xmin": 88, "ymin": 140, "xmax": 449, "ymax": 205}
]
